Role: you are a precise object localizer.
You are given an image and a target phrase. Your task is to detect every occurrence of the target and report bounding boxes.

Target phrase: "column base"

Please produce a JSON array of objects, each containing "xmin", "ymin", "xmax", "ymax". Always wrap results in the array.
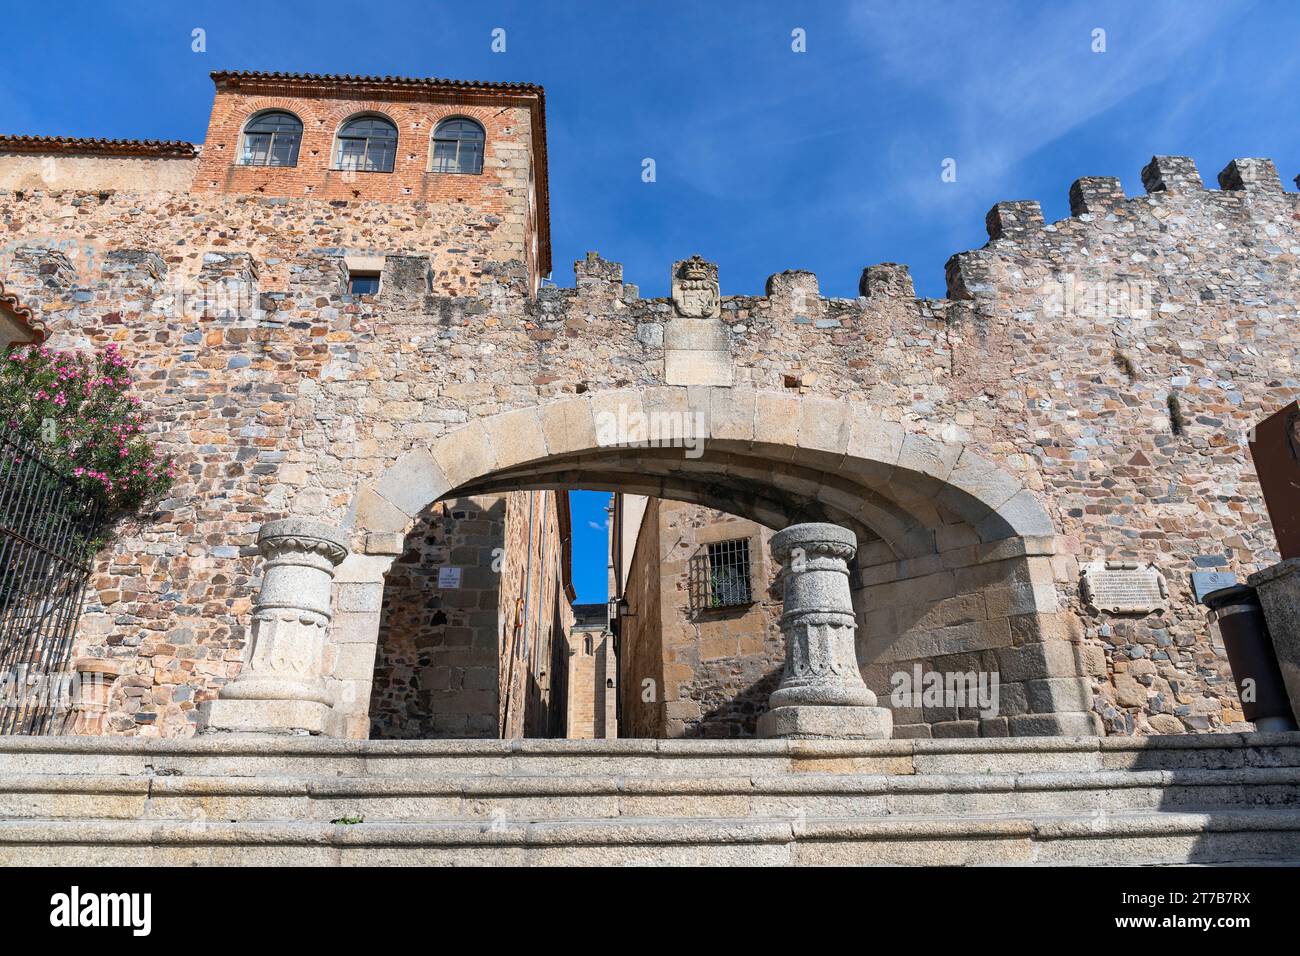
[
  {"xmin": 757, "ymin": 705, "xmax": 892, "ymax": 740},
  {"xmin": 198, "ymin": 698, "xmax": 329, "ymax": 735}
]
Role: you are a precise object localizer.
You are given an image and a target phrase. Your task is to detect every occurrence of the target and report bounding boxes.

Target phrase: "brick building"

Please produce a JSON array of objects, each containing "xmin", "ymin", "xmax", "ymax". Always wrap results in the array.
[{"xmin": 0, "ymin": 69, "xmax": 1298, "ymax": 744}]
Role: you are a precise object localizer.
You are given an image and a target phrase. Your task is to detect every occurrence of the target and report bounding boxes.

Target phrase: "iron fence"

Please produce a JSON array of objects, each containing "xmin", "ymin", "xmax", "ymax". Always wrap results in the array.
[{"xmin": 0, "ymin": 430, "xmax": 102, "ymax": 734}]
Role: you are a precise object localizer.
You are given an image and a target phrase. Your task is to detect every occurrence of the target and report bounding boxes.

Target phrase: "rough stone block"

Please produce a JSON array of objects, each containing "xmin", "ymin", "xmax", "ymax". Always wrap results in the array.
[
  {"xmin": 1025, "ymin": 677, "xmax": 1093, "ymax": 713},
  {"xmin": 351, "ymin": 486, "xmax": 410, "ymax": 535},
  {"xmin": 480, "ymin": 407, "xmax": 548, "ymax": 469},
  {"xmin": 198, "ymin": 698, "xmax": 330, "ymax": 735},
  {"xmin": 709, "ymin": 386, "xmax": 756, "ymax": 444},
  {"xmin": 797, "ymin": 398, "xmax": 851, "ymax": 457},
  {"xmin": 753, "ymin": 392, "xmax": 802, "ymax": 455},
  {"xmin": 996, "ymin": 641, "xmax": 1089, "ymax": 682},
  {"xmin": 665, "ymin": 349, "xmax": 732, "ymax": 387},
  {"xmin": 538, "ymin": 397, "xmax": 596, "ymax": 455},
  {"xmin": 1008, "ymin": 711, "xmax": 1100, "ymax": 737},
  {"xmin": 757, "ymin": 705, "xmax": 892, "ymax": 740},
  {"xmin": 432, "ymin": 422, "xmax": 498, "ymax": 489}
]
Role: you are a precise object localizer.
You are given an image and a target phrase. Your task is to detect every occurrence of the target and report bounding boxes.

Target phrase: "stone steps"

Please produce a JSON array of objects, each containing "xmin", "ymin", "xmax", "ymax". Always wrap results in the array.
[
  {"xmin": 3, "ymin": 767, "xmax": 1300, "ymax": 822},
  {"xmin": 2, "ymin": 733, "xmax": 1298, "ymax": 865},
  {"xmin": 2, "ymin": 733, "xmax": 1298, "ymax": 777},
  {"xmin": 1, "ymin": 810, "xmax": 1299, "ymax": 866}
]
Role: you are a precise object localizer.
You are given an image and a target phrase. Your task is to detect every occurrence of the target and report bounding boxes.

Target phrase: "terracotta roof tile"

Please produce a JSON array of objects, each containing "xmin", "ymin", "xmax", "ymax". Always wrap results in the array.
[
  {"xmin": 0, "ymin": 135, "xmax": 197, "ymax": 158},
  {"xmin": 210, "ymin": 70, "xmax": 543, "ymax": 94},
  {"xmin": 0, "ymin": 280, "xmax": 49, "ymax": 344}
]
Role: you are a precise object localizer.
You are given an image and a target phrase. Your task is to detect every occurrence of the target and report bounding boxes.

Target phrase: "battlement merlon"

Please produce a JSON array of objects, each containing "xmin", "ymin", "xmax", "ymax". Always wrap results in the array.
[
  {"xmin": 946, "ymin": 154, "xmax": 1299, "ymax": 302},
  {"xmin": 3, "ymin": 152, "xmax": 1297, "ymax": 335}
]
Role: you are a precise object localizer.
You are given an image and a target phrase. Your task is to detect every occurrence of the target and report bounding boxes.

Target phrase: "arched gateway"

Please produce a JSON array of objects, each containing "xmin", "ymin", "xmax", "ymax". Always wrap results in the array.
[{"xmin": 200, "ymin": 386, "xmax": 1099, "ymax": 741}]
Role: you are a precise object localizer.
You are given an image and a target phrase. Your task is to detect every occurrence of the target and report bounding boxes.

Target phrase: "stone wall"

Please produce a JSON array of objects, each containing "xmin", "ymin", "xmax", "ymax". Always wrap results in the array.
[
  {"xmin": 618, "ymin": 499, "xmax": 666, "ymax": 738},
  {"xmin": 565, "ymin": 628, "xmax": 616, "ymax": 738},
  {"xmin": 0, "ymin": 153, "xmax": 198, "ymax": 193},
  {"xmin": 2, "ymin": 153, "xmax": 1296, "ymax": 739},
  {"xmin": 619, "ymin": 498, "xmax": 783, "ymax": 737},
  {"xmin": 369, "ymin": 496, "xmax": 505, "ymax": 738},
  {"xmin": 497, "ymin": 489, "xmax": 573, "ymax": 738}
]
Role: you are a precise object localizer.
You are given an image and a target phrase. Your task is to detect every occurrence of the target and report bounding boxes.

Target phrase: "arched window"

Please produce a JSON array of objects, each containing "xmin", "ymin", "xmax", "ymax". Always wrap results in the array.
[
  {"xmin": 239, "ymin": 111, "xmax": 302, "ymax": 167},
  {"xmin": 333, "ymin": 115, "xmax": 398, "ymax": 173},
  {"xmin": 430, "ymin": 118, "xmax": 485, "ymax": 174}
]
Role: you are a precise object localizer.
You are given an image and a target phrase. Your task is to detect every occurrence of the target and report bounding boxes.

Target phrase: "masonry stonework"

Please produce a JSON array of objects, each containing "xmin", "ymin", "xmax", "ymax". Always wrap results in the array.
[
  {"xmin": 1, "ymin": 71, "xmax": 1297, "ymax": 742},
  {"xmin": 617, "ymin": 497, "xmax": 783, "ymax": 737}
]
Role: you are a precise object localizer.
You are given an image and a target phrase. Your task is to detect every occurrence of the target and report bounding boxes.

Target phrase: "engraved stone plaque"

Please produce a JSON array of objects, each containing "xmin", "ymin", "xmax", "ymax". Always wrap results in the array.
[
  {"xmin": 1192, "ymin": 570, "xmax": 1238, "ymax": 604},
  {"xmin": 1080, "ymin": 560, "xmax": 1168, "ymax": 614}
]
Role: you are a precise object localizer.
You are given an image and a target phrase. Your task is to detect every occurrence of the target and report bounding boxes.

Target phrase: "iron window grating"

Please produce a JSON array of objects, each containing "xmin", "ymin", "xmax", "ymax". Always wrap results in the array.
[{"xmin": 689, "ymin": 537, "xmax": 754, "ymax": 611}]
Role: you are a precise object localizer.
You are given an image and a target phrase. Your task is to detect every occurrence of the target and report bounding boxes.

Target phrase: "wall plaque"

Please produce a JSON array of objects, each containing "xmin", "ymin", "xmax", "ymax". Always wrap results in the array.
[
  {"xmin": 437, "ymin": 567, "xmax": 462, "ymax": 589},
  {"xmin": 1080, "ymin": 560, "xmax": 1168, "ymax": 614},
  {"xmin": 1192, "ymin": 570, "xmax": 1238, "ymax": 604}
]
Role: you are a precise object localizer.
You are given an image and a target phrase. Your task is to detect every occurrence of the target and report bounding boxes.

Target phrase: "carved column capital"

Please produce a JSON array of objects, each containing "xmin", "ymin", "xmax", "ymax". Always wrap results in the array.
[
  {"xmin": 200, "ymin": 518, "xmax": 350, "ymax": 735},
  {"xmin": 758, "ymin": 522, "xmax": 892, "ymax": 739}
]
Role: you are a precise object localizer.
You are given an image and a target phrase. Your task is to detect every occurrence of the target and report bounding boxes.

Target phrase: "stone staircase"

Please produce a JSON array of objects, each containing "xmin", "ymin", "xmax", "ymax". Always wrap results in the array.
[{"xmin": 1, "ymin": 733, "xmax": 1299, "ymax": 865}]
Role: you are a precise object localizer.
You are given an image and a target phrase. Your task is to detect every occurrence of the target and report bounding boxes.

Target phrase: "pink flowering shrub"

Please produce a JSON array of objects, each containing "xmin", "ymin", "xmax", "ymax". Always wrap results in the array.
[{"xmin": 1, "ymin": 343, "xmax": 175, "ymax": 515}]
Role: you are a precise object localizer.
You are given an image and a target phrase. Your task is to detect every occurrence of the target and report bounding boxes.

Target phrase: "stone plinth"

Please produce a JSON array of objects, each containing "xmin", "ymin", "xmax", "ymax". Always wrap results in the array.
[
  {"xmin": 1246, "ymin": 558, "xmax": 1300, "ymax": 728},
  {"xmin": 66, "ymin": 658, "xmax": 123, "ymax": 736},
  {"xmin": 200, "ymin": 518, "xmax": 349, "ymax": 735},
  {"xmin": 757, "ymin": 523, "xmax": 892, "ymax": 739}
]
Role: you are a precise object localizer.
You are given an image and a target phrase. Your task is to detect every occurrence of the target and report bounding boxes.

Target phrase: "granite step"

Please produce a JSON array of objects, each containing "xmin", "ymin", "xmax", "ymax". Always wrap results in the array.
[
  {"xmin": 3, "ymin": 734, "xmax": 1297, "ymax": 865},
  {"xmin": 2, "ymin": 767, "xmax": 1299, "ymax": 822},
  {"xmin": 1, "ymin": 809, "xmax": 1298, "ymax": 866},
  {"xmin": 0, "ymin": 732, "xmax": 1297, "ymax": 779}
]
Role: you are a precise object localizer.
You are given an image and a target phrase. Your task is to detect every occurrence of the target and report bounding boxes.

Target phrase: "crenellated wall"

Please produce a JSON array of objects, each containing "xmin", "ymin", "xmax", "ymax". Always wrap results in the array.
[{"xmin": 2, "ymin": 152, "xmax": 1297, "ymax": 738}]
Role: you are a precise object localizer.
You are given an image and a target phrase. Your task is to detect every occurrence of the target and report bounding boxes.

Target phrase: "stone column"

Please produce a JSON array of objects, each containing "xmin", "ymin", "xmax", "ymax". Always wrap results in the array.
[
  {"xmin": 1246, "ymin": 558, "xmax": 1300, "ymax": 728},
  {"xmin": 200, "ymin": 518, "xmax": 349, "ymax": 735},
  {"xmin": 757, "ymin": 523, "xmax": 892, "ymax": 739}
]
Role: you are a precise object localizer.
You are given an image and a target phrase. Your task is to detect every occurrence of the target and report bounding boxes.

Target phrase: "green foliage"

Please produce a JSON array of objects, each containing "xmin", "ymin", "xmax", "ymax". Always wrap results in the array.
[
  {"xmin": 1167, "ymin": 393, "xmax": 1186, "ymax": 436},
  {"xmin": 0, "ymin": 343, "xmax": 175, "ymax": 517},
  {"xmin": 1112, "ymin": 350, "xmax": 1137, "ymax": 382}
]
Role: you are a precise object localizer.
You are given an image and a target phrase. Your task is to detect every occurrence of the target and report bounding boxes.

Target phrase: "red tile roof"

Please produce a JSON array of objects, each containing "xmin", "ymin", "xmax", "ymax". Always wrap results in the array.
[
  {"xmin": 210, "ymin": 70, "xmax": 543, "ymax": 94},
  {"xmin": 0, "ymin": 135, "xmax": 196, "ymax": 158},
  {"xmin": 0, "ymin": 280, "xmax": 48, "ymax": 344}
]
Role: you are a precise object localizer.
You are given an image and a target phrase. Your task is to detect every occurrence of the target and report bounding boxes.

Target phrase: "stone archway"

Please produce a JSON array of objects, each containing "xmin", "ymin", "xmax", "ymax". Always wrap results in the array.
[{"xmin": 204, "ymin": 386, "xmax": 1099, "ymax": 739}]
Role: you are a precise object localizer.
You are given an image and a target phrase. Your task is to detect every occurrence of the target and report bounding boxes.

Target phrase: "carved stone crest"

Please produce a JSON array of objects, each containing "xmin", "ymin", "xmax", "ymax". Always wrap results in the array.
[{"xmin": 671, "ymin": 255, "xmax": 720, "ymax": 318}]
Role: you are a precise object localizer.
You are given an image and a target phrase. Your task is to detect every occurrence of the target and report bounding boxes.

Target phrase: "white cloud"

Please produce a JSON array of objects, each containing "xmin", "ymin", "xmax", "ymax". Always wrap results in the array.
[{"xmin": 846, "ymin": 0, "xmax": 1240, "ymax": 212}]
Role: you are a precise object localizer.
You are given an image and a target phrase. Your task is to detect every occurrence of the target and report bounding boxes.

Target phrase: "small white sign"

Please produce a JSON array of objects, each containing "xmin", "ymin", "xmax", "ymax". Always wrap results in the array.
[{"xmin": 438, "ymin": 567, "xmax": 462, "ymax": 589}]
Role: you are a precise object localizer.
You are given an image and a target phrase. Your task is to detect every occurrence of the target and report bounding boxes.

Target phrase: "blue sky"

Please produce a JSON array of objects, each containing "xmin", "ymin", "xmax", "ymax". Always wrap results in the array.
[{"xmin": 2, "ymin": 0, "xmax": 1297, "ymax": 602}]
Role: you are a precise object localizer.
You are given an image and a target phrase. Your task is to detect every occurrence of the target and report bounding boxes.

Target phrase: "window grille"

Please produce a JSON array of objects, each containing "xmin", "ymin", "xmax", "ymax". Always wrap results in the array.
[{"xmin": 689, "ymin": 537, "xmax": 753, "ymax": 612}]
